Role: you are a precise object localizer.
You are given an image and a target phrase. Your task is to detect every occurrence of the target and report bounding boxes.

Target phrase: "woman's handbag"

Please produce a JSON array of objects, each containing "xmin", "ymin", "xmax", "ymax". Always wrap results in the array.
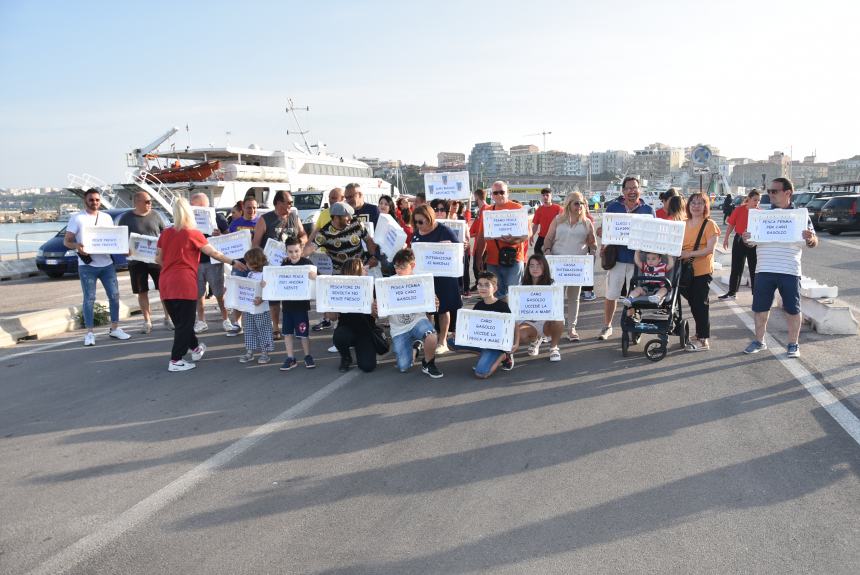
[
  {"xmin": 679, "ymin": 220, "xmax": 708, "ymax": 289},
  {"xmin": 601, "ymin": 245, "xmax": 618, "ymax": 270},
  {"xmin": 368, "ymin": 320, "xmax": 390, "ymax": 355}
]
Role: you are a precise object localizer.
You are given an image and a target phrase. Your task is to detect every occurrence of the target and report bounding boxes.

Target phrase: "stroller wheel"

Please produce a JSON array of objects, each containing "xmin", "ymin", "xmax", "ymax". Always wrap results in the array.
[
  {"xmin": 645, "ymin": 340, "xmax": 667, "ymax": 362},
  {"xmin": 621, "ymin": 331, "xmax": 630, "ymax": 357}
]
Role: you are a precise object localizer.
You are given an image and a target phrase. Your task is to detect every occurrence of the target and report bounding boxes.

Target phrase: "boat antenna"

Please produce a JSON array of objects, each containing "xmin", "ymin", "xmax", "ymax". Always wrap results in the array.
[{"xmin": 285, "ymin": 98, "xmax": 311, "ymax": 153}]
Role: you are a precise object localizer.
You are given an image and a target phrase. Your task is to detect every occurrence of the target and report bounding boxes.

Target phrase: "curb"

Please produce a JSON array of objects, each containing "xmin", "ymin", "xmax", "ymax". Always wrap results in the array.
[
  {"xmin": 0, "ymin": 299, "xmax": 141, "ymax": 347},
  {"xmin": 0, "ymin": 258, "xmax": 40, "ymax": 281}
]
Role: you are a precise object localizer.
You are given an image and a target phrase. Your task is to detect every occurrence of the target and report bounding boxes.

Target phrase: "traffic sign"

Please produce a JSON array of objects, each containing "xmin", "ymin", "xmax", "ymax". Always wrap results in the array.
[{"xmin": 691, "ymin": 145, "xmax": 712, "ymax": 167}]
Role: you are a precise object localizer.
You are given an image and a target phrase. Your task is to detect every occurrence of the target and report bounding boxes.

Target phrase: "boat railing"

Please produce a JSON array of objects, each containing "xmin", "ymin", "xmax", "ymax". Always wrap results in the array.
[{"xmin": 128, "ymin": 170, "xmax": 181, "ymax": 213}]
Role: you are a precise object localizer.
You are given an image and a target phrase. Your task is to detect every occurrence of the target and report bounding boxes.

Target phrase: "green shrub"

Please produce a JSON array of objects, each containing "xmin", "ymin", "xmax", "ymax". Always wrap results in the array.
[{"xmin": 76, "ymin": 302, "xmax": 109, "ymax": 327}]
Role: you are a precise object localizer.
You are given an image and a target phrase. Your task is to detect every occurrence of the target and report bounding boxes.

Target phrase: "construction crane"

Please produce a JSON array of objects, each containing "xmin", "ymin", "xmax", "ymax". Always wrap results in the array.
[{"xmin": 524, "ymin": 130, "xmax": 552, "ymax": 151}]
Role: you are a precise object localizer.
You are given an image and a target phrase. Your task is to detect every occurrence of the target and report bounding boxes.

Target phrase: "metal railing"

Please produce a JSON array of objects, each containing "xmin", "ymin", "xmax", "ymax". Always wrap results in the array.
[{"xmin": 11, "ymin": 230, "xmax": 61, "ymax": 259}]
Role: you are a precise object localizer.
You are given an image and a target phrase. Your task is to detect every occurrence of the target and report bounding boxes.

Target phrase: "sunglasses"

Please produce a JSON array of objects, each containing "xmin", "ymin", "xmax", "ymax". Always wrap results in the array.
[
  {"xmin": 491, "ymin": 190, "xmax": 505, "ymax": 195},
  {"xmin": 434, "ymin": 207, "xmax": 446, "ymax": 212},
  {"xmin": 414, "ymin": 219, "xmax": 427, "ymax": 225},
  {"xmin": 571, "ymin": 201, "xmax": 584, "ymax": 206},
  {"xmin": 767, "ymin": 188, "xmax": 784, "ymax": 194}
]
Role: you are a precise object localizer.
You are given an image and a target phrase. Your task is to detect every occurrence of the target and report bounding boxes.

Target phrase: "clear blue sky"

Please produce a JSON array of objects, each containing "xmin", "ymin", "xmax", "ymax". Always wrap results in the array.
[{"xmin": 1, "ymin": 0, "xmax": 857, "ymax": 188}]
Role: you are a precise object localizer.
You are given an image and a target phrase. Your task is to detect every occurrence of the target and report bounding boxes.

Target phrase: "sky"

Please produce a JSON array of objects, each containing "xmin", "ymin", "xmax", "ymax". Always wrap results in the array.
[{"xmin": 1, "ymin": 0, "xmax": 858, "ymax": 188}]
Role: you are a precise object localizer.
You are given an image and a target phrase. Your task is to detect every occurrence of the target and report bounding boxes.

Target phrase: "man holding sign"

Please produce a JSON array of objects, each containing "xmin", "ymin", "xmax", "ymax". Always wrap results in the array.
[
  {"xmin": 742, "ymin": 178, "xmax": 818, "ymax": 358},
  {"xmin": 473, "ymin": 181, "xmax": 528, "ymax": 301},
  {"xmin": 190, "ymin": 193, "xmax": 232, "ymax": 335},
  {"xmin": 63, "ymin": 188, "xmax": 130, "ymax": 346}
]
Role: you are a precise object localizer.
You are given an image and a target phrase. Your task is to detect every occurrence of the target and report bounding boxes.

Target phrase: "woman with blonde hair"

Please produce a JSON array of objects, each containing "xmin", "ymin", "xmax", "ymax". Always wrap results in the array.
[
  {"xmin": 542, "ymin": 192, "xmax": 597, "ymax": 341},
  {"xmin": 156, "ymin": 198, "xmax": 247, "ymax": 372}
]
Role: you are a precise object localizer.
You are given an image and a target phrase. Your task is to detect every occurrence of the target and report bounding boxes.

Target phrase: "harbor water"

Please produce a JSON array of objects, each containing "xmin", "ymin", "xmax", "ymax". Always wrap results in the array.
[{"xmin": 0, "ymin": 222, "xmax": 65, "ymax": 257}]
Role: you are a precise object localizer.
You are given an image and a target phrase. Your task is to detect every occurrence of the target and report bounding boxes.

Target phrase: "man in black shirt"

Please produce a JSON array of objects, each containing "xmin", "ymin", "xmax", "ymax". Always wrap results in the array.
[{"xmin": 117, "ymin": 192, "xmax": 165, "ymax": 333}]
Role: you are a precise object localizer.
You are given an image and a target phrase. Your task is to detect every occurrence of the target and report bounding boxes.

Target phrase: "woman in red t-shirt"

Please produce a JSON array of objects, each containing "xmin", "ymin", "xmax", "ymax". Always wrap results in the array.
[{"xmin": 157, "ymin": 198, "xmax": 247, "ymax": 372}]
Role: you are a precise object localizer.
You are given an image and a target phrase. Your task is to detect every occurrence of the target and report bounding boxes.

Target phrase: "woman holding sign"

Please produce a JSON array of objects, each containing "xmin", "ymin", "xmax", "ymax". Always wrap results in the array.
[
  {"xmin": 515, "ymin": 255, "xmax": 563, "ymax": 361},
  {"xmin": 157, "ymin": 198, "xmax": 248, "ymax": 372},
  {"xmin": 411, "ymin": 204, "xmax": 462, "ymax": 355},
  {"xmin": 679, "ymin": 193, "xmax": 720, "ymax": 352},
  {"xmin": 542, "ymin": 192, "xmax": 597, "ymax": 342}
]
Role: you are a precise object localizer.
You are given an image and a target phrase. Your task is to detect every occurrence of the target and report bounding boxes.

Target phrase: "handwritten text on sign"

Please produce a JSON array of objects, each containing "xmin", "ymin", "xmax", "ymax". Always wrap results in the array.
[
  {"xmin": 263, "ymin": 238, "xmax": 287, "ymax": 266},
  {"xmin": 207, "ymin": 229, "xmax": 251, "ymax": 261},
  {"xmin": 308, "ymin": 252, "xmax": 334, "ymax": 276},
  {"xmin": 424, "ymin": 171, "xmax": 471, "ymax": 200},
  {"xmin": 316, "ymin": 275, "xmax": 374, "ymax": 314},
  {"xmin": 261, "ymin": 265, "xmax": 315, "ymax": 301},
  {"xmin": 546, "ymin": 255, "xmax": 594, "ymax": 286},
  {"xmin": 748, "ymin": 208, "xmax": 809, "ymax": 243},
  {"xmin": 129, "ymin": 233, "xmax": 158, "ymax": 263},
  {"xmin": 412, "ymin": 242, "xmax": 464, "ymax": 277},
  {"xmin": 601, "ymin": 213, "xmax": 650, "ymax": 246},
  {"xmin": 509, "ymin": 285, "xmax": 565, "ymax": 321},
  {"xmin": 81, "ymin": 226, "xmax": 129, "ymax": 254},
  {"xmin": 455, "ymin": 309, "xmax": 515, "ymax": 351},
  {"xmin": 482, "ymin": 208, "xmax": 529, "ymax": 238},
  {"xmin": 225, "ymin": 276, "xmax": 261, "ymax": 314},
  {"xmin": 375, "ymin": 273, "xmax": 435, "ymax": 316},
  {"xmin": 192, "ymin": 207, "xmax": 216, "ymax": 235}
]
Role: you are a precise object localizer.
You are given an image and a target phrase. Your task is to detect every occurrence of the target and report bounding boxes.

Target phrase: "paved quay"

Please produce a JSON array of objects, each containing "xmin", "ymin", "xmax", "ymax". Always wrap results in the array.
[{"xmin": 1, "ymin": 282, "xmax": 859, "ymax": 574}]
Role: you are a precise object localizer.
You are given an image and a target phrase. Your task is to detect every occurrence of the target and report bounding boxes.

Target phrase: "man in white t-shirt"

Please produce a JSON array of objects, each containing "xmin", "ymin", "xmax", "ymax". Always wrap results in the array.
[{"xmin": 63, "ymin": 188, "xmax": 131, "ymax": 346}]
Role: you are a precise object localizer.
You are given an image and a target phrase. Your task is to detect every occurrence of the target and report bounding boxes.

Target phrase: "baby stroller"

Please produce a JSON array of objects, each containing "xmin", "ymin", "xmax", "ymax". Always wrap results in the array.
[{"xmin": 619, "ymin": 261, "xmax": 689, "ymax": 362}]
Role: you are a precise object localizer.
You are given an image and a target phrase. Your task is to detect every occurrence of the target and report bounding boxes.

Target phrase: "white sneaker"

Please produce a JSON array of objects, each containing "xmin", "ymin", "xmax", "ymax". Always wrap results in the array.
[
  {"xmin": 109, "ymin": 327, "xmax": 131, "ymax": 340},
  {"xmin": 222, "ymin": 319, "xmax": 235, "ymax": 332},
  {"xmin": 435, "ymin": 343, "xmax": 450, "ymax": 355},
  {"xmin": 168, "ymin": 359, "xmax": 196, "ymax": 372},
  {"xmin": 191, "ymin": 343, "xmax": 207, "ymax": 361},
  {"xmin": 140, "ymin": 322, "xmax": 152, "ymax": 335},
  {"xmin": 83, "ymin": 332, "xmax": 95, "ymax": 346},
  {"xmin": 327, "ymin": 345, "xmax": 338, "ymax": 353},
  {"xmin": 597, "ymin": 326, "xmax": 613, "ymax": 340},
  {"xmin": 527, "ymin": 340, "xmax": 541, "ymax": 356},
  {"xmin": 549, "ymin": 346, "xmax": 561, "ymax": 362},
  {"xmin": 194, "ymin": 320, "xmax": 209, "ymax": 334}
]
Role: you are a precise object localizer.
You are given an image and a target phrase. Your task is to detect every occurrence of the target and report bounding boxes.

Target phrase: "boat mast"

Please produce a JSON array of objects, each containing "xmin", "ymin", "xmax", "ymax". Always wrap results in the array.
[{"xmin": 286, "ymin": 98, "xmax": 312, "ymax": 154}]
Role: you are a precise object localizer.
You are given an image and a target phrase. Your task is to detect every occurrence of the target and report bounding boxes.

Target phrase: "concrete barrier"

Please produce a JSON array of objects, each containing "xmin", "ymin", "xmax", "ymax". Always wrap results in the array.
[
  {"xmin": 0, "ymin": 258, "xmax": 40, "ymax": 281},
  {"xmin": 0, "ymin": 299, "xmax": 141, "ymax": 347}
]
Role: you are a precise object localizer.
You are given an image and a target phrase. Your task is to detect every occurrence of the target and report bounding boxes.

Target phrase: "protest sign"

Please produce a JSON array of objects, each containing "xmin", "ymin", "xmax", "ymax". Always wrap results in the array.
[
  {"xmin": 263, "ymin": 238, "xmax": 287, "ymax": 266},
  {"xmin": 509, "ymin": 285, "xmax": 565, "ymax": 321},
  {"xmin": 412, "ymin": 241, "xmax": 464, "ymax": 277},
  {"xmin": 454, "ymin": 309, "xmax": 516, "ymax": 351},
  {"xmin": 128, "ymin": 233, "xmax": 158, "ymax": 263},
  {"xmin": 81, "ymin": 226, "xmax": 129, "ymax": 254},
  {"xmin": 482, "ymin": 207, "xmax": 529, "ymax": 238},
  {"xmin": 224, "ymin": 276, "xmax": 261, "ymax": 314},
  {"xmin": 375, "ymin": 273, "xmax": 435, "ymax": 317},
  {"xmin": 546, "ymin": 255, "xmax": 594, "ymax": 286},
  {"xmin": 601, "ymin": 213, "xmax": 651, "ymax": 246},
  {"xmin": 308, "ymin": 252, "xmax": 334, "ymax": 276},
  {"xmin": 424, "ymin": 171, "xmax": 470, "ymax": 201},
  {"xmin": 361, "ymin": 220, "xmax": 375, "ymax": 238},
  {"xmin": 627, "ymin": 218, "xmax": 686, "ymax": 256},
  {"xmin": 192, "ymin": 207, "xmax": 216, "ymax": 235},
  {"xmin": 373, "ymin": 213, "xmax": 407, "ymax": 260},
  {"xmin": 261, "ymin": 265, "xmax": 315, "ymax": 301},
  {"xmin": 315, "ymin": 275, "xmax": 374, "ymax": 314},
  {"xmin": 437, "ymin": 218, "xmax": 468, "ymax": 242},
  {"xmin": 207, "ymin": 229, "xmax": 251, "ymax": 261},
  {"xmin": 748, "ymin": 208, "xmax": 809, "ymax": 243}
]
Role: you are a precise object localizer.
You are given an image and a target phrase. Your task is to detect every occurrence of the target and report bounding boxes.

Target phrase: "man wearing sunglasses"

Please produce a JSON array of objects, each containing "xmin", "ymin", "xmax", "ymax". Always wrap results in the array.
[
  {"xmin": 118, "ymin": 191, "xmax": 166, "ymax": 334},
  {"xmin": 472, "ymin": 180, "xmax": 528, "ymax": 300},
  {"xmin": 741, "ymin": 177, "xmax": 817, "ymax": 358}
]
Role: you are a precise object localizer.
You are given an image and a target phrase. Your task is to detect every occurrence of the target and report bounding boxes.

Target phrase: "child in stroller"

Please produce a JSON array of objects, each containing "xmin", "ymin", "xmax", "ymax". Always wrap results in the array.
[{"xmin": 621, "ymin": 251, "xmax": 675, "ymax": 307}]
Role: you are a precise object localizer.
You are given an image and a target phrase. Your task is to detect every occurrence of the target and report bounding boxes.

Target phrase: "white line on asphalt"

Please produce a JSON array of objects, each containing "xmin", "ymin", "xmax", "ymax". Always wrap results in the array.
[
  {"xmin": 719, "ymin": 290, "xmax": 860, "ymax": 447},
  {"xmin": 27, "ymin": 369, "xmax": 361, "ymax": 575},
  {"xmin": 821, "ymin": 237, "xmax": 860, "ymax": 252},
  {"xmin": 0, "ymin": 338, "xmax": 77, "ymax": 360}
]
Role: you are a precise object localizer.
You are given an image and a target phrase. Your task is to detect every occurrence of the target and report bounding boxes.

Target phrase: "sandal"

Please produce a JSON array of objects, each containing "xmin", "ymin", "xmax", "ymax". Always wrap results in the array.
[
  {"xmin": 567, "ymin": 328, "xmax": 580, "ymax": 342},
  {"xmin": 272, "ymin": 330, "xmax": 283, "ymax": 341},
  {"xmin": 685, "ymin": 338, "xmax": 710, "ymax": 352}
]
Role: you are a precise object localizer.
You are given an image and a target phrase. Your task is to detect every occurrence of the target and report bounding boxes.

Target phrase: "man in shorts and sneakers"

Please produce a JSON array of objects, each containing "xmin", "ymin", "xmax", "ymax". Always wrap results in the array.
[
  {"xmin": 189, "ymin": 193, "xmax": 233, "ymax": 334},
  {"xmin": 597, "ymin": 176, "xmax": 654, "ymax": 340},
  {"xmin": 742, "ymin": 178, "xmax": 817, "ymax": 358}
]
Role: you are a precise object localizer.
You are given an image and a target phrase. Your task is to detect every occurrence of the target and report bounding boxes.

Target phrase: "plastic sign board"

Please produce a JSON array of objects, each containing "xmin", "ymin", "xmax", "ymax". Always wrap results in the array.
[
  {"xmin": 373, "ymin": 213, "xmax": 408, "ymax": 260},
  {"xmin": 627, "ymin": 218, "xmax": 686, "ymax": 256},
  {"xmin": 128, "ymin": 233, "xmax": 158, "ymax": 263},
  {"xmin": 261, "ymin": 265, "xmax": 315, "ymax": 301},
  {"xmin": 192, "ymin": 207, "xmax": 216, "ymax": 235},
  {"xmin": 361, "ymin": 220, "xmax": 375, "ymax": 238},
  {"xmin": 748, "ymin": 208, "xmax": 809, "ymax": 243},
  {"xmin": 308, "ymin": 252, "xmax": 334, "ymax": 276},
  {"xmin": 81, "ymin": 225, "xmax": 129, "ymax": 254},
  {"xmin": 454, "ymin": 309, "xmax": 516, "ymax": 351},
  {"xmin": 601, "ymin": 213, "xmax": 651, "ymax": 246},
  {"xmin": 263, "ymin": 238, "xmax": 287, "ymax": 266},
  {"xmin": 375, "ymin": 273, "xmax": 436, "ymax": 317},
  {"xmin": 315, "ymin": 275, "xmax": 374, "ymax": 314},
  {"xmin": 424, "ymin": 171, "xmax": 471, "ymax": 201},
  {"xmin": 437, "ymin": 218, "xmax": 467, "ymax": 242},
  {"xmin": 482, "ymin": 207, "xmax": 529, "ymax": 238},
  {"xmin": 412, "ymin": 241, "xmax": 464, "ymax": 277},
  {"xmin": 207, "ymin": 229, "xmax": 251, "ymax": 261},
  {"xmin": 509, "ymin": 285, "xmax": 565, "ymax": 321},
  {"xmin": 225, "ymin": 276, "xmax": 261, "ymax": 314},
  {"xmin": 546, "ymin": 255, "xmax": 594, "ymax": 286}
]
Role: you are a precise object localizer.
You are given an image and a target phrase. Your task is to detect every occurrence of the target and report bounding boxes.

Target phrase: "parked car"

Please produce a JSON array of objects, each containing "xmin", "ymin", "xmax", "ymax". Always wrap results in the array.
[
  {"xmin": 35, "ymin": 208, "xmax": 170, "ymax": 278},
  {"xmin": 805, "ymin": 196, "xmax": 836, "ymax": 231},
  {"xmin": 818, "ymin": 195, "xmax": 860, "ymax": 235}
]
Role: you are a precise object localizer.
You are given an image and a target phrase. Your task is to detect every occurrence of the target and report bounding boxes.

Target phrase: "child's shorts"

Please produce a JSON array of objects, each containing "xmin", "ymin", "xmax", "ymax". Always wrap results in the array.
[{"xmin": 282, "ymin": 310, "xmax": 310, "ymax": 338}]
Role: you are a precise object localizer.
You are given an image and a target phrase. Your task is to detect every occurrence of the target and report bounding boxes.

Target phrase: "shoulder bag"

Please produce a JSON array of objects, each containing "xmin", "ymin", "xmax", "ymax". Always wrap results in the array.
[{"xmin": 679, "ymin": 220, "xmax": 708, "ymax": 289}]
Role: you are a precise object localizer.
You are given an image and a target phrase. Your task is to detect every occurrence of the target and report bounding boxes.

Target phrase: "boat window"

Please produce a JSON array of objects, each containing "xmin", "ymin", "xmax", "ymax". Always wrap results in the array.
[{"xmin": 293, "ymin": 193, "xmax": 324, "ymax": 210}]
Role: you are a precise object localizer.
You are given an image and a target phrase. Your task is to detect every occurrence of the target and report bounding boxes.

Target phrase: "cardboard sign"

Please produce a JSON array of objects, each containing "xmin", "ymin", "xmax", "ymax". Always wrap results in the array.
[
  {"xmin": 375, "ymin": 273, "xmax": 435, "ymax": 317},
  {"xmin": 261, "ymin": 265, "xmax": 315, "ymax": 301},
  {"xmin": 454, "ymin": 309, "xmax": 516, "ymax": 351},
  {"xmin": 424, "ymin": 171, "xmax": 471, "ymax": 201},
  {"xmin": 546, "ymin": 255, "xmax": 594, "ymax": 286},
  {"xmin": 412, "ymin": 241, "xmax": 464, "ymax": 277},
  {"xmin": 601, "ymin": 213, "xmax": 651, "ymax": 246},
  {"xmin": 437, "ymin": 218, "xmax": 468, "ymax": 242},
  {"xmin": 373, "ymin": 213, "xmax": 408, "ymax": 260},
  {"xmin": 263, "ymin": 237, "xmax": 287, "ymax": 266},
  {"xmin": 509, "ymin": 285, "xmax": 565, "ymax": 321},
  {"xmin": 308, "ymin": 252, "xmax": 334, "ymax": 276},
  {"xmin": 128, "ymin": 233, "xmax": 158, "ymax": 263},
  {"xmin": 80, "ymin": 225, "xmax": 129, "ymax": 254},
  {"xmin": 627, "ymin": 218, "xmax": 686, "ymax": 256},
  {"xmin": 483, "ymin": 207, "xmax": 529, "ymax": 238},
  {"xmin": 316, "ymin": 275, "xmax": 374, "ymax": 314},
  {"xmin": 224, "ymin": 276, "xmax": 261, "ymax": 314},
  {"xmin": 207, "ymin": 229, "xmax": 252, "ymax": 261},
  {"xmin": 192, "ymin": 207, "xmax": 216, "ymax": 235},
  {"xmin": 748, "ymin": 208, "xmax": 809, "ymax": 243}
]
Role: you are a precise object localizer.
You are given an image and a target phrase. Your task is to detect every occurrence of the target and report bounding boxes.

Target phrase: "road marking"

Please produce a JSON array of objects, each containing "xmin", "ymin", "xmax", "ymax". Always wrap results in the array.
[
  {"xmin": 821, "ymin": 237, "xmax": 860, "ymax": 252},
  {"xmin": 27, "ymin": 368, "xmax": 360, "ymax": 575},
  {"xmin": 0, "ymin": 338, "xmax": 78, "ymax": 360}
]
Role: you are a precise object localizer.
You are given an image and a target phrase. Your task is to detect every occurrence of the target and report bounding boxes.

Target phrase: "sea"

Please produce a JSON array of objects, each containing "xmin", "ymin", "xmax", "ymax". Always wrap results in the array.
[{"xmin": 0, "ymin": 222, "xmax": 65, "ymax": 257}]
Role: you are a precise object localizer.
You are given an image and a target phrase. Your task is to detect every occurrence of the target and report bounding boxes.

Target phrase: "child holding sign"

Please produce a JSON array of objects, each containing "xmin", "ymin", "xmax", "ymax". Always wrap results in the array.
[
  {"xmin": 278, "ymin": 237, "xmax": 317, "ymax": 371},
  {"xmin": 238, "ymin": 248, "xmax": 274, "ymax": 364},
  {"xmin": 516, "ymin": 255, "xmax": 563, "ymax": 362}
]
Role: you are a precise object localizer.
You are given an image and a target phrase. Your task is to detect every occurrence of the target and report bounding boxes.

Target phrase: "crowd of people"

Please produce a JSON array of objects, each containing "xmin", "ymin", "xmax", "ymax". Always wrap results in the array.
[{"xmin": 62, "ymin": 176, "xmax": 816, "ymax": 373}]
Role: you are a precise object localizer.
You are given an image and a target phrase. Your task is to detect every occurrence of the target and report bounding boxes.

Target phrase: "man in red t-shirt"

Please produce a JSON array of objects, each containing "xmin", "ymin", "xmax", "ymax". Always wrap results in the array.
[
  {"xmin": 473, "ymin": 181, "xmax": 528, "ymax": 300},
  {"xmin": 530, "ymin": 188, "xmax": 564, "ymax": 255}
]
